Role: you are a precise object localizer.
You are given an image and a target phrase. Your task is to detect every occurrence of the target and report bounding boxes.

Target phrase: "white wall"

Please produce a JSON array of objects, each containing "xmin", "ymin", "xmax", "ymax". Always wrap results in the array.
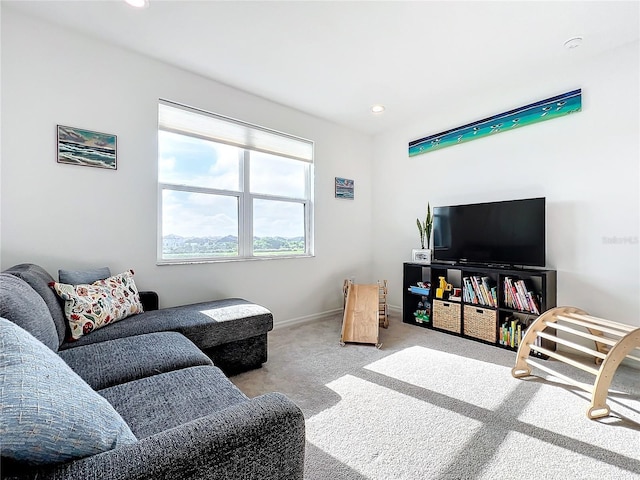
[
  {"xmin": 0, "ymin": 8, "xmax": 374, "ymax": 326},
  {"xmin": 372, "ymin": 40, "xmax": 640, "ymax": 328},
  {"xmin": 2, "ymin": 8, "xmax": 638, "ymax": 332}
]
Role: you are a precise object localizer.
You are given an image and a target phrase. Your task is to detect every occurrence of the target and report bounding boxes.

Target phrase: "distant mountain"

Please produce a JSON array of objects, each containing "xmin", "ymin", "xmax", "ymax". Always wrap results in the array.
[
  {"xmin": 162, "ymin": 234, "xmax": 303, "ymax": 254},
  {"xmin": 218, "ymin": 235, "xmax": 238, "ymax": 243},
  {"xmin": 163, "ymin": 234, "xmax": 301, "ymax": 242}
]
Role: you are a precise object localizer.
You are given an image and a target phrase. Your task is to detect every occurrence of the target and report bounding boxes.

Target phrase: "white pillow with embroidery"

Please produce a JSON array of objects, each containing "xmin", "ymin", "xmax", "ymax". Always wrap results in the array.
[{"xmin": 51, "ymin": 270, "xmax": 144, "ymax": 340}]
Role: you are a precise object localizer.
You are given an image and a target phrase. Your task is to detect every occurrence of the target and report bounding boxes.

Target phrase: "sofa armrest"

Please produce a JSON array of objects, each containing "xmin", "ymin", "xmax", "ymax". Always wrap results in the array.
[
  {"xmin": 4, "ymin": 393, "xmax": 305, "ymax": 480},
  {"xmin": 138, "ymin": 291, "xmax": 158, "ymax": 311}
]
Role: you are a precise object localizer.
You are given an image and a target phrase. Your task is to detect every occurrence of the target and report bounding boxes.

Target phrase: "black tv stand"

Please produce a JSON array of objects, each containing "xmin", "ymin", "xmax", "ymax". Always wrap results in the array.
[{"xmin": 403, "ymin": 262, "xmax": 557, "ymax": 358}]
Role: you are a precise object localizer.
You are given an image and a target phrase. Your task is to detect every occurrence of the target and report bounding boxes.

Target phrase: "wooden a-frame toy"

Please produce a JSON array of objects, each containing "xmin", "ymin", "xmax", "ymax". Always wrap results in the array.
[{"xmin": 340, "ymin": 279, "xmax": 388, "ymax": 348}]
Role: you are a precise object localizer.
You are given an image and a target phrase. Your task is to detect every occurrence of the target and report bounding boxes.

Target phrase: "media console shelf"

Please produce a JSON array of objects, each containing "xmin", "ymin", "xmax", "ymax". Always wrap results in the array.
[
  {"xmin": 403, "ymin": 262, "xmax": 557, "ymax": 357},
  {"xmin": 511, "ymin": 306, "xmax": 640, "ymax": 419}
]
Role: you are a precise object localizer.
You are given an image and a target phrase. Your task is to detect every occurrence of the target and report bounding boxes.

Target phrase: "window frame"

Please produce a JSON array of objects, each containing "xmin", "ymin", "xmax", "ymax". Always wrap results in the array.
[{"xmin": 157, "ymin": 101, "xmax": 314, "ymax": 265}]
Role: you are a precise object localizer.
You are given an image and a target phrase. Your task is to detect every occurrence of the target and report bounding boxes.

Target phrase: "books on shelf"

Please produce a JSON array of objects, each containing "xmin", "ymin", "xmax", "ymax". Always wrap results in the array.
[
  {"xmin": 502, "ymin": 277, "xmax": 540, "ymax": 314},
  {"xmin": 462, "ymin": 275, "xmax": 496, "ymax": 307},
  {"xmin": 499, "ymin": 316, "xmax": 533, "ymax": 349}
]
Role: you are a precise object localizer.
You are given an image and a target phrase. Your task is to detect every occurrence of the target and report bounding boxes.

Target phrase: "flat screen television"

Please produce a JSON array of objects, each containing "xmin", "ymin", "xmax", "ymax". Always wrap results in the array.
[{"xmin": 433, "ymin": 197, "xmax": 546, "ymax": 267}]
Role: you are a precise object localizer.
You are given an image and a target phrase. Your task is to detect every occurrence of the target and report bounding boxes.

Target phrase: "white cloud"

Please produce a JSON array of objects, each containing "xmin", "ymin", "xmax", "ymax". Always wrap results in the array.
[
  {"xmin": 159, "ymin": 132, "xmax": 307, "ymax": 239},
  {"xmin": 162, "ymin": 190, "xmax": 238, "ymax": 237},
  {"xmin": 254, "ymin": 199, "xmax": 304, "ymax": 237}
]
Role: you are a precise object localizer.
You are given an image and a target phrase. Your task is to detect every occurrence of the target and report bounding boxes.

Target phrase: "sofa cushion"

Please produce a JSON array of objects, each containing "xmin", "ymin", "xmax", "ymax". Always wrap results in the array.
[
  {"xmin": 3, "ymin": 263, "xmax": 68, "ymax": 347},
  {"xmin": 99, "ymin": 365, "xmax": 248, "ymax": 439},
  {"xmin": 0, "ymin": 318, "xmax": 137, "ymax": 466},
  {"xmin": 51, "ymin": 270, "xmax": 144, "ymax": 340},
  {"xmin": 59, "ymin": 298, "xmax": 273, "ymax": 351},
  {"xmin": 0, "ymin": 273, "xmax": 59, "ymax": 351},
  {"xmin": 58, "ymin": 332, "xmax": 214, "ymax": 390},
  {"xmin": 58, "ymin": 266, "xmax": 111, "ymax": 285}
]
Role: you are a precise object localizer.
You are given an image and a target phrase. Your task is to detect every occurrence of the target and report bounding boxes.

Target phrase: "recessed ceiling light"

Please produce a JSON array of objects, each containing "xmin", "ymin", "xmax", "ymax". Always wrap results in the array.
[
  {"xmin": 371, "ymin": 105, "xmax": 385, "ymax": 114},
  {"xmin": 125, "ymin": 0, "xmax": 149, "ymax": 8},
  {"xmin": 564, "ymin": 37, "xmax": 583, "ymax": 49}
]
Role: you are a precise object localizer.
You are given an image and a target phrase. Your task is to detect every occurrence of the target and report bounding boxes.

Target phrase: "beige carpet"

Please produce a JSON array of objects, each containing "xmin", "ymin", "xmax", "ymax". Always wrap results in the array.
[{"xmin": 232, "ymin": 313, "xmax": 640, "ymax": 479}]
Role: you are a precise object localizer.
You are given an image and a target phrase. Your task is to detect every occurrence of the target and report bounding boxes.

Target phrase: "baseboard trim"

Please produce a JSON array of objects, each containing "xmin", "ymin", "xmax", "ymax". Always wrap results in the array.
[
  {"xmin": 273, "ymin": 308, "xmax": 343, "ymax": 330},
  {"xmin": 274, "ymin": 304, "xmax": 402, "ymax": 330}
]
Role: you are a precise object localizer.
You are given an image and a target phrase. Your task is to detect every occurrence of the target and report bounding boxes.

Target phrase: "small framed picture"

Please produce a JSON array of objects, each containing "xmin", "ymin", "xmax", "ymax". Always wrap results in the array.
[
  {"xmin": 335, "ymin": 177, "xmax": 354, "ymax": 199},
  {"xmin": 412, "ymin": 249, "xmax": 431, "ymax": 264},
  {"xmin": 57, "ymin": 125, "xmax": 117, "ymax": 170}
]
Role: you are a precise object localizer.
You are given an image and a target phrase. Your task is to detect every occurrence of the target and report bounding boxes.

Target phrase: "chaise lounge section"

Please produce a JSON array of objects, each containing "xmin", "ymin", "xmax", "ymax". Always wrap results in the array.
[
  {"xmin": 3, "ymin": 263, "xmax": 273, "ymax": 375},
  {"xmin": 0, "ymin": 264, "xmax": 305, "ymax": 480}
]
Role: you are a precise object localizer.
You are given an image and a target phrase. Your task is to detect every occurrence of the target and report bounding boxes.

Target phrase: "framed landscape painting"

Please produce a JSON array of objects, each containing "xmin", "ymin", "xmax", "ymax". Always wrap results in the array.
[
  {"xmin": 57, "ymin": 125, "xmax": 117, "ymax": 170},
  {"xmin": 335, "ymin": 177, "xmax": 354, "ymax": 199}
]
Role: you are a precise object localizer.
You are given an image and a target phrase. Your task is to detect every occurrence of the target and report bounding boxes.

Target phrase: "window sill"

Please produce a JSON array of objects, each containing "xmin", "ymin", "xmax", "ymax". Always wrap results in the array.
[{"xmin": 156, "ymin": 254, "xmax": 314, "ymax": 266}]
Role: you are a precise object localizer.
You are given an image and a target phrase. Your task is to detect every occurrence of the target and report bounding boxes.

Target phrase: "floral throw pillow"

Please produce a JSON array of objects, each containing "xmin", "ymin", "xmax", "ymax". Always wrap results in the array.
[{"xmin": 51, "ymin": 270, "xmax": 144, "ymax": 340}]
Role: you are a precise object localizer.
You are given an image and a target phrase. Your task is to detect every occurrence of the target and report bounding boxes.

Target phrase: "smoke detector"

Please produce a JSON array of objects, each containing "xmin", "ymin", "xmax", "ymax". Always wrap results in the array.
[
  {"xmin": 564, "ymin": 37, "xmax": 583, "ymax": 49},
  {"xmin": 125, "ymin": 0, "xmax": 149, "ymax": 8}
]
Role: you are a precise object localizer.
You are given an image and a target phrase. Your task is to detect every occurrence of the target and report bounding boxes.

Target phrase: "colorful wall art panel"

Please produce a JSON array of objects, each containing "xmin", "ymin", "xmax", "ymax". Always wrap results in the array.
[{"xmin": 408, "ymin": 89, "xmax": 582, "ymax": 157}]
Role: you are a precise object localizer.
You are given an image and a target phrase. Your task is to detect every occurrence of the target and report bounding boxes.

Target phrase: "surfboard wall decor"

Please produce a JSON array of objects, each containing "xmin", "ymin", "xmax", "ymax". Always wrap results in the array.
[{"xmin": 408, "ymin": 89, "xmax": 582, "ymax": 157}]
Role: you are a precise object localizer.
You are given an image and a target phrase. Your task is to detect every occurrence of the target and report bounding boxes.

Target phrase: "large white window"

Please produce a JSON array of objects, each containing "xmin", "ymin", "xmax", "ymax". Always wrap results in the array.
[{"xmin": 158, "ymin": 100, "xmax": 314, "ymax": 263}]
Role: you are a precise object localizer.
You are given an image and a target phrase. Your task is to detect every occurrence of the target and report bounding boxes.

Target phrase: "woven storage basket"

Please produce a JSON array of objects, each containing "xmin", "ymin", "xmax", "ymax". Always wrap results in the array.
[
  {"xmin": 433, "ymin": 300, "xmax": 461, "ymax": 333},
  {"xmin": 463, "ymin": 305, "xmax": 497, "ymax": 342}
]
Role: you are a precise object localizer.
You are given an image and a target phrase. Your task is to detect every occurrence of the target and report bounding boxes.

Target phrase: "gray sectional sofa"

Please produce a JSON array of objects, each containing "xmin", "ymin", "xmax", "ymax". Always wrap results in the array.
[{"xmin": 0, "ymin": 263, "xmax": 305, "ymax": 480}]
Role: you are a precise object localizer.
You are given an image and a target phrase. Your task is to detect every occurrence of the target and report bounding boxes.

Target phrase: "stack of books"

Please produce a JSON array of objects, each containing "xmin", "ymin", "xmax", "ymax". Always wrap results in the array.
[
  {"xmin": 500, "ymin": 316, "xmax": 525, "ymax": 348},
  {"xmin": 503, "ymin": 277, "xmax": 540, "ymax": 314},
  {"xmin": 499, "ymin": 316, "xmax": 543, "ymax": 350},
  {"xmin": 462, "ymin": 276, "xmax": 497, "ymax": 307}
]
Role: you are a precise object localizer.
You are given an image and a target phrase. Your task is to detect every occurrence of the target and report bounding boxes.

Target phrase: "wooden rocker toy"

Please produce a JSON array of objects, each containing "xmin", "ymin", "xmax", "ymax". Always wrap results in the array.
[{"xmin": 512, "ymin": 306, "xmax": 640, "ymax": 419}]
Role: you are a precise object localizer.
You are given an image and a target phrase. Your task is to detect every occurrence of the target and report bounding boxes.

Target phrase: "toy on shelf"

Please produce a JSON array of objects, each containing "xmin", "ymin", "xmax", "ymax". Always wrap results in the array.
[
  {"xmin": 409, "ymin": 281, "xmax": 431, "ymax": 296},
  {"xmin": 435, "ymin": 276, "xmax": 452, "ymax": 299}
]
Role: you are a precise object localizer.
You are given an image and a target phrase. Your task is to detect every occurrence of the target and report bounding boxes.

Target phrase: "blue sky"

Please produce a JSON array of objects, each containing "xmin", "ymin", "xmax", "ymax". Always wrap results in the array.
[{"xmin": 159, "ymin": 131, "xmax": 305, "ymax": 238}]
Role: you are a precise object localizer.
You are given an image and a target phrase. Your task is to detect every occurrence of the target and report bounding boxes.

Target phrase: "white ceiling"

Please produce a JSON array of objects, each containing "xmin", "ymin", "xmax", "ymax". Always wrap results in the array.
[{"xmin": 4, "ymin": 1, "xmax": 639, "ymax": 135}]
